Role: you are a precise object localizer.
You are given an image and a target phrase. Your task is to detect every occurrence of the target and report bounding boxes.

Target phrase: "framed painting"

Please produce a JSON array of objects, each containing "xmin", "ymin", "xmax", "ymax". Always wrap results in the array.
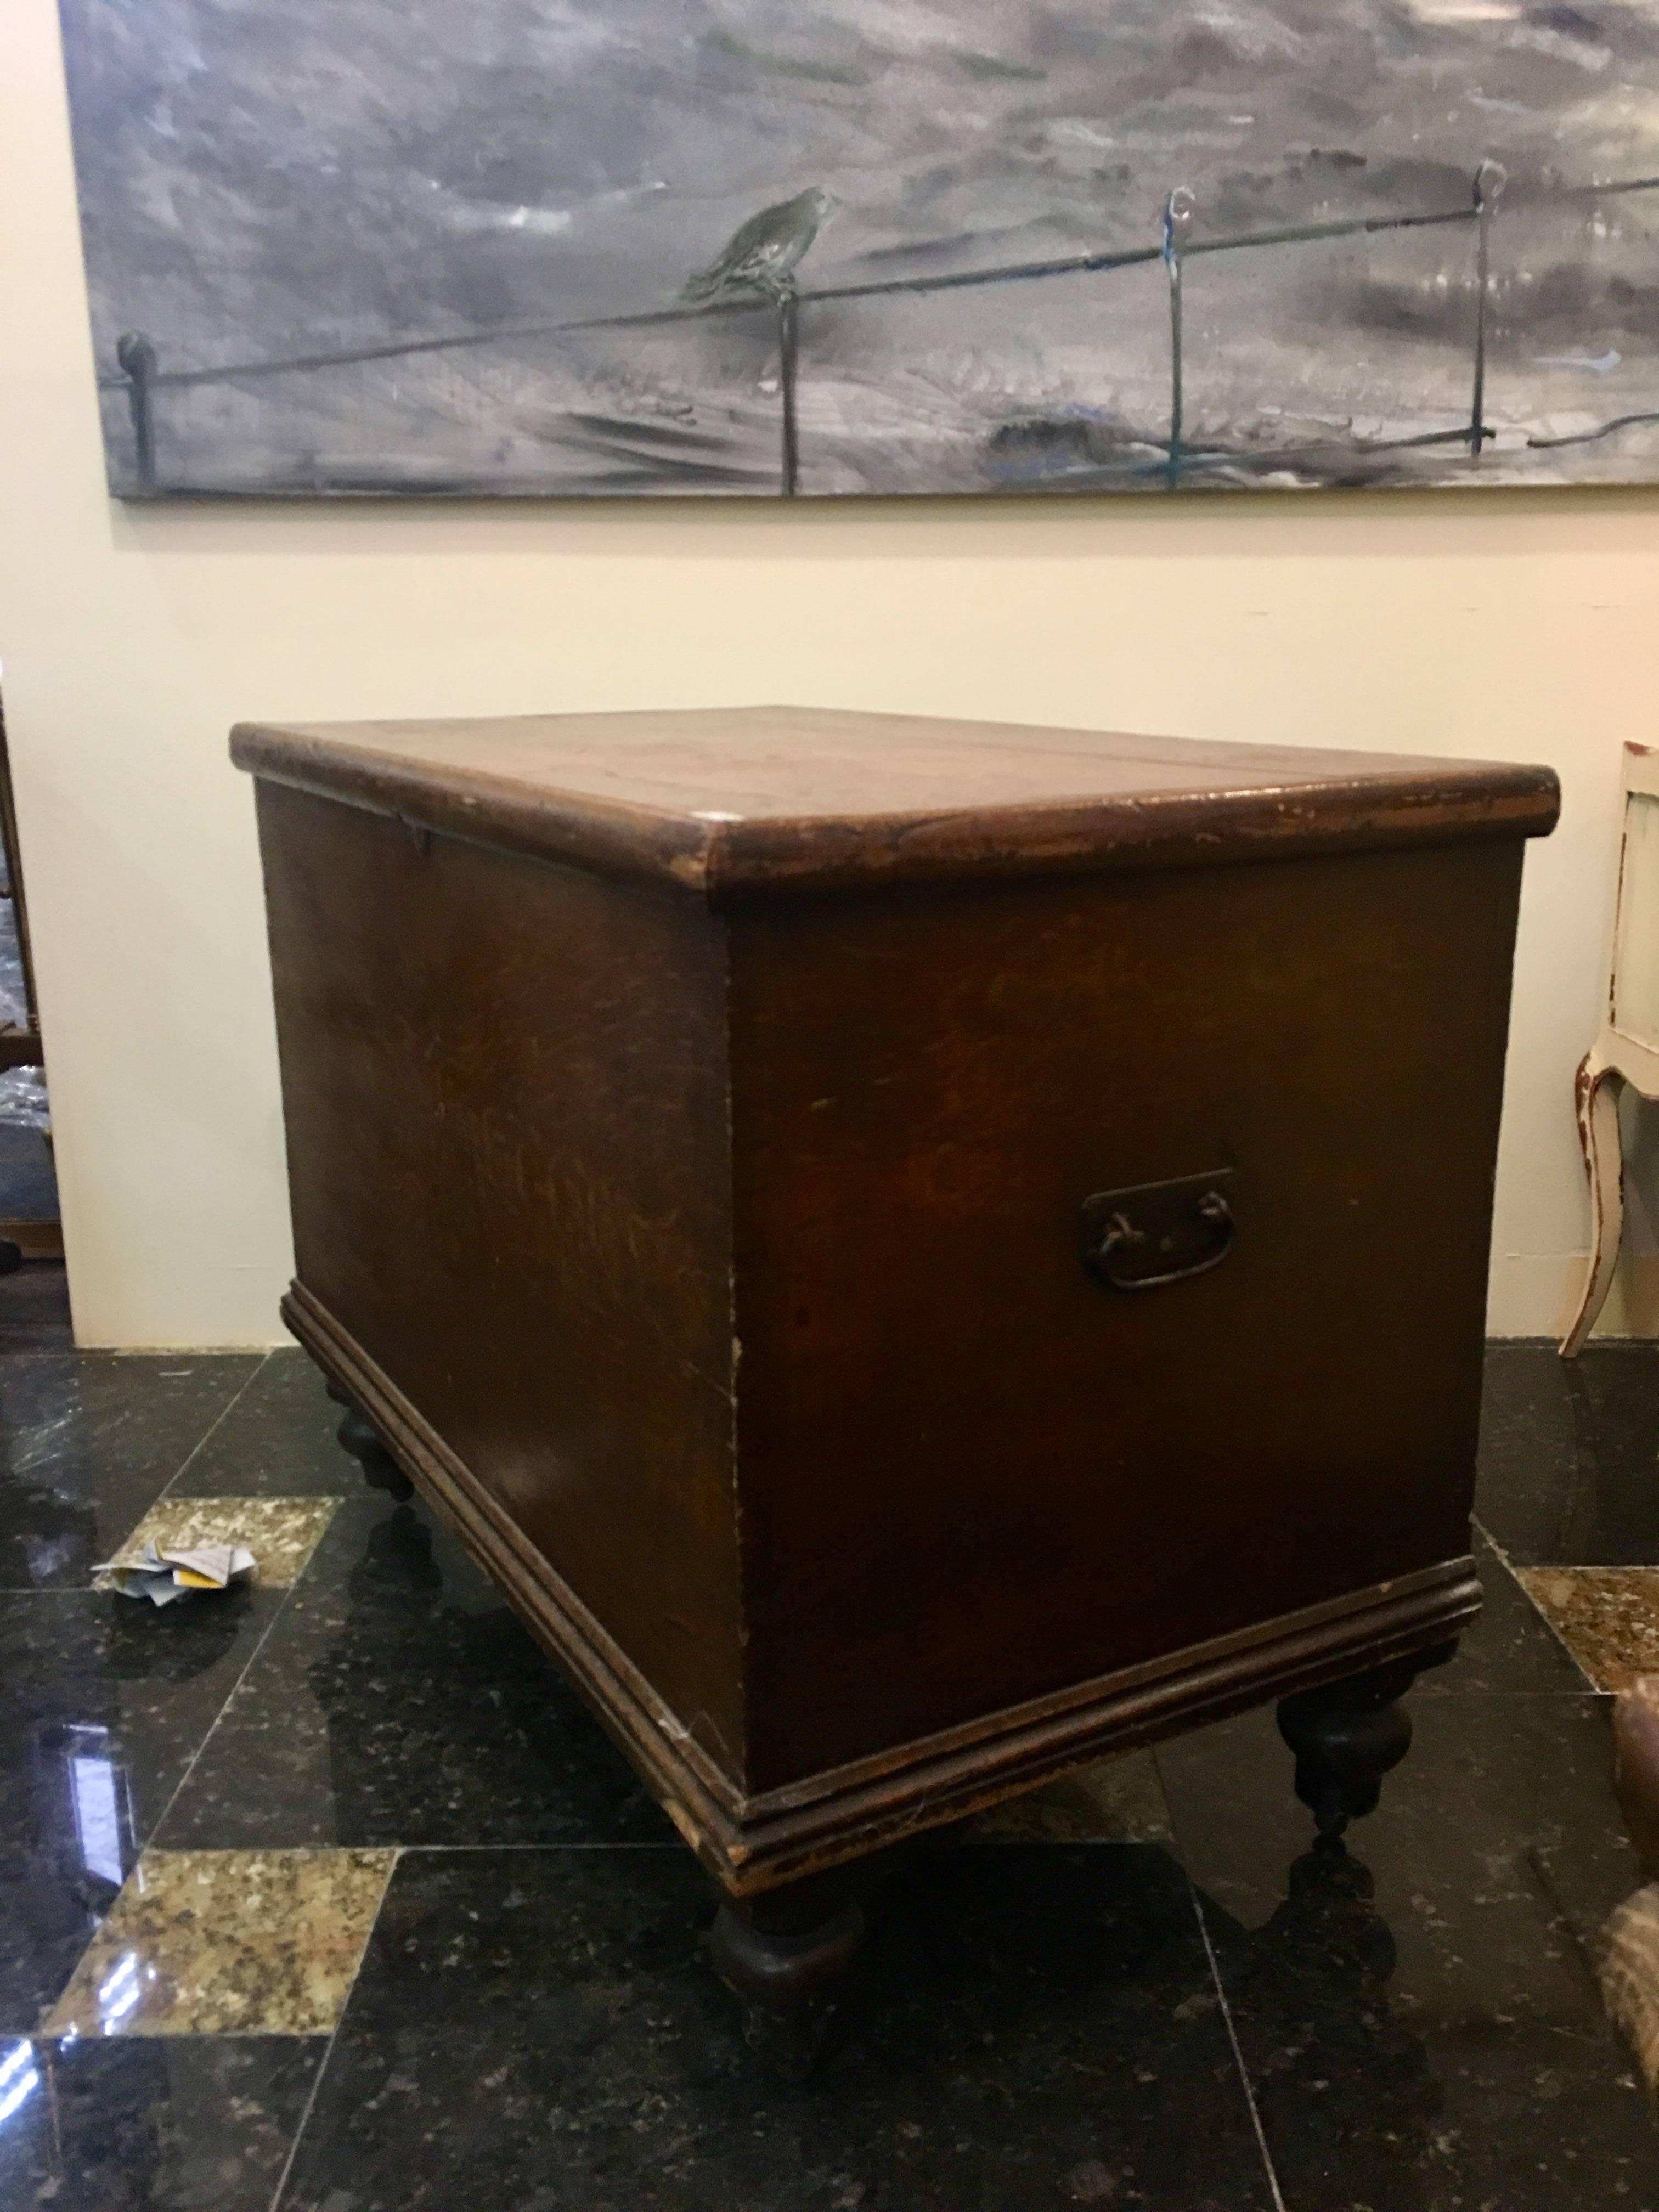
[{"xmin": 56, "ymin": 1, "xmax": 1659, "ymax": 498}]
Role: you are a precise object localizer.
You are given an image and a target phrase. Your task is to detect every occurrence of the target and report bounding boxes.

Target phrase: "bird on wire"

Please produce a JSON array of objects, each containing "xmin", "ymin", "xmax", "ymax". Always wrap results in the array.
[{"xmin": 681, "ymin": 187, "xmax": 838, "ymax": 306}]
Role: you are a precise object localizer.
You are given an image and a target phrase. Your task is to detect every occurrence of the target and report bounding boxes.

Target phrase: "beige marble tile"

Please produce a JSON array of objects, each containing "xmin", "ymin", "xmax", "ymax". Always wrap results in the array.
[
  {"xmin": 959, "ymin": 1751, "xmax": 1173, "ymax": 1844},
  {"xmin": 1516, "ymin": 1566, "xmax": 1659, "ymax": 1692},
  {"xmin": 97, "ymin": 1494, "xmax": 340, "ymax": 1588},
  {"xmin": 42, "ymin": 1848, "xmax": 397, "ymax": 2037}
]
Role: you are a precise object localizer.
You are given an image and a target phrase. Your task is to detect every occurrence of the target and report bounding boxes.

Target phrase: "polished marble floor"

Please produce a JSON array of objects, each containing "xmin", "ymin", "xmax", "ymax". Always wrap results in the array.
[{"xmin": 2, "ymin": 1273, "xmax": 1658, "ymax": 2209}]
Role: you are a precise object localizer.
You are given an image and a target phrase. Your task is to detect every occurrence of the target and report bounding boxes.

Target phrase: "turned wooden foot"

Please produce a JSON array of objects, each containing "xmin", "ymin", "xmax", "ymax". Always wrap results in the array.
[
  {"xmin": 1614, "ymin": 1678, "xmax": 1659, "ymax": 1877},
  {"xmin": 1277, "ymin": 1647, "xmax": 1453, "ymax": 1844},
  {"xmin": 333, "ymin": 1397, "xmax": 415, "ymax": 1502},
  {"xmin": 707, "ymin": 1866, "xmax": 866, "ymax": 2078}
]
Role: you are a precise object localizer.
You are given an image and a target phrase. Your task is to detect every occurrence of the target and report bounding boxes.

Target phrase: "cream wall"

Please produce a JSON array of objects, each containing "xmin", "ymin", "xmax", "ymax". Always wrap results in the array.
[{"xmin": 3, "ymin": 0, "xmax": 1655, "ymax": 1347}]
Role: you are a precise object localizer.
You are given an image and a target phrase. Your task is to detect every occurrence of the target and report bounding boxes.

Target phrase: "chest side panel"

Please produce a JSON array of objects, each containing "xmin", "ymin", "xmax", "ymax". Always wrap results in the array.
[
  {"xmin": 256, "ymin": 782, "xmax": 745, "ymax": 1780},
  {"xmin": 729, "ymin": 839, "xmax": 1525, "ymax": 1790}
]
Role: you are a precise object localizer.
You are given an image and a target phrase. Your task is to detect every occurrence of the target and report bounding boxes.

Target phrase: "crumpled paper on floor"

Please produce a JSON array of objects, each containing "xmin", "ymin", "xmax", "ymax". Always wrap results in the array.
[{"xmin": 94, "ymin": 1540, "xmax": 256, "ymax": 1605}]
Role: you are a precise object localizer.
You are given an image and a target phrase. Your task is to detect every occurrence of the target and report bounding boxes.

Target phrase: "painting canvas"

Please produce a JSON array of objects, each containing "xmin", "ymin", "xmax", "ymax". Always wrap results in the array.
[{"xmin": 56, "ymin": 1, "xmax": 1659, "ymax": 499}]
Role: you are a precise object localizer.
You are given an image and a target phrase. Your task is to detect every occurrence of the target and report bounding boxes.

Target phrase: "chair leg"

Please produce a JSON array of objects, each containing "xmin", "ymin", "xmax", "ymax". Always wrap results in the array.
[{"xmin": 1561, "ymin": 1056, "xmax": 1625, "ymax": 1358}]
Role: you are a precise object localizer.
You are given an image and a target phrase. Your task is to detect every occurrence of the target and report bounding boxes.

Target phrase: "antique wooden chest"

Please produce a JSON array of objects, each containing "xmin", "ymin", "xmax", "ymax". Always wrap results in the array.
[{"xmin": 233, "ymin": 706, "xmax": 1556, "ymax": 2024}]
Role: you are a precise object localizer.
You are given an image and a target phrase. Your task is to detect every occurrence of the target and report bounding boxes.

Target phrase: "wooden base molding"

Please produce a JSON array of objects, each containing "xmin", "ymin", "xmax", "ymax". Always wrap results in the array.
[{"xmin": 286, "ymin": 1278, "xmax": 1480, "ymax": 1896}]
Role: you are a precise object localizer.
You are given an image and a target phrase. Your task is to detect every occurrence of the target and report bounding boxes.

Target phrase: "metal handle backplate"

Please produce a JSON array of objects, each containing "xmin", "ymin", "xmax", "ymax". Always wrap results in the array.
[{"xmin": 1081, "ymin": 1166, "xmax": 1236, "ymax": 1292}]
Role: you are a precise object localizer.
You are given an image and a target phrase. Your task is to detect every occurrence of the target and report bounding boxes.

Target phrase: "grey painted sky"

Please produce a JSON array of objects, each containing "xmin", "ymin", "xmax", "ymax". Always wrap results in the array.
[{"xmin": 59, "ymin": 0, "xmax": 1659, "ymax": 347}]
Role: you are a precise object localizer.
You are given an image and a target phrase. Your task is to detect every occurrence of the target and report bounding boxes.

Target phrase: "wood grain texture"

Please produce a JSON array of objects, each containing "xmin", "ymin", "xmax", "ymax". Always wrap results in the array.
[
  {"xmin": 287, "ymin": 1277, "xmax": 1481, "ymax": 1894},
  {"xmin": 231, "ymin": 704, "xmax": 1560, "ymax": 901},
  {"xmin": 256, "ymin": 780, "xmax": 747, "ymax": 1779},
  {"xmin": 728, "ymin": 839, "xmax": 1525, "ymax": 1787},
  {"xmin": 240, "ymin": 706, "xmax": 1552, "ymax": 1897}
]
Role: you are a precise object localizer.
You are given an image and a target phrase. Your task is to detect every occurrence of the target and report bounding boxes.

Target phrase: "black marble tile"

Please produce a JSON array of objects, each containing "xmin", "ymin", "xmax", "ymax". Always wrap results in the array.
[
  {"xmin": 168, "ymin": 1347, "xmax": 356, "ymax": 1499},
  {"xmin": 0, "ymin": 1585, "xmax": 281, "ymax": 2028},
  {"xmin": 1413, "ymin": 1532, "xmax": 1593, "ymax": 1696},
  {"xmin": 156, "ymin": 1493, "xmax": 673, "ymax": 1850},
  {"xmin": 0, "ymin": 2032, "xmax": 324, "ymax": 2210},
  {"xmin": 0, "ymin": 1353, "xmax": 262, "ymax": 1590},
  {"xmin": 0, "ymin": 1262, "xmax": 72, "ymax": 1355},
  {"xmin": 276, "ymin": 1842, "xmax": 1275, "ymax": 2212},
  {"xmin": 1478, "ymin": 1341, "xmax": 1659, "ymax": 1566},
  {"xmin": 1157, "ymin": 1691, "xmax": 1657, "ymax": 2211}
]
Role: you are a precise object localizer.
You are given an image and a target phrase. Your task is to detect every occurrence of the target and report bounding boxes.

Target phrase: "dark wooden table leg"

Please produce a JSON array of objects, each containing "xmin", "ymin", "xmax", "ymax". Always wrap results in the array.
[
  {"xmin": 707, "ymin": 1864, "xmax": 867, "ymax": 2078},
  {"xmin": 1277, "ymin": 1645, "xmax": 1455, "ymax": 1843}
]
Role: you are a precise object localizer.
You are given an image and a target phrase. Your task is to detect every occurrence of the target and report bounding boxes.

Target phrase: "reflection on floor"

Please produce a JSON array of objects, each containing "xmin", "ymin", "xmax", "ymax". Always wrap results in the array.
[{"xmin": 1, "ymin": 1280, "xmax": 1657, "ymax": 2209}]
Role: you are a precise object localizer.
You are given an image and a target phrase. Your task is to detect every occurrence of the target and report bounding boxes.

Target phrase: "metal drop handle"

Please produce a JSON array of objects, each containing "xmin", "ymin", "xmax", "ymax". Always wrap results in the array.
[{"xmin": 1081, "ymin": 1169, "xmax": 1237, "ymax": 1293}]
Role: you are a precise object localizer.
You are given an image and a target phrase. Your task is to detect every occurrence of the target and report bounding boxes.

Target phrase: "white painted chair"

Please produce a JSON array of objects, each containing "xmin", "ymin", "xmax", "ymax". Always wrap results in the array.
[{"xmin": 1562, "ymin": 742, "xmax": 1659, "ymax": 1356}]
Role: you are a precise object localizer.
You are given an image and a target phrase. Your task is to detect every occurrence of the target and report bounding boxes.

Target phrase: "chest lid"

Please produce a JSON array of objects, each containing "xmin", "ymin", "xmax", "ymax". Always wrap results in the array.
[{"xmin": 230, "ymin": 703, "xmax": 1558, "ymax": 902}]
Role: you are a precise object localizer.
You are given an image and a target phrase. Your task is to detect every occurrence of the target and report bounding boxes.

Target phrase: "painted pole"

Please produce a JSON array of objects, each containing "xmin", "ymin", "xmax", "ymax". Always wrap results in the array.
[
  {"xmin": 115, "ymin": 332, "xmax": 159, "ymax": 493},
  {"xmin": 1163, "ymin": 188, "xmax": 1196, "ymax": 490},
  {"xmin": 778, "ymin": 289, "xmax": 800, "ymax": 496},
  {"xmin": 1470, "ymin": 159, "xmax": 1506, "ymax": 457}
]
